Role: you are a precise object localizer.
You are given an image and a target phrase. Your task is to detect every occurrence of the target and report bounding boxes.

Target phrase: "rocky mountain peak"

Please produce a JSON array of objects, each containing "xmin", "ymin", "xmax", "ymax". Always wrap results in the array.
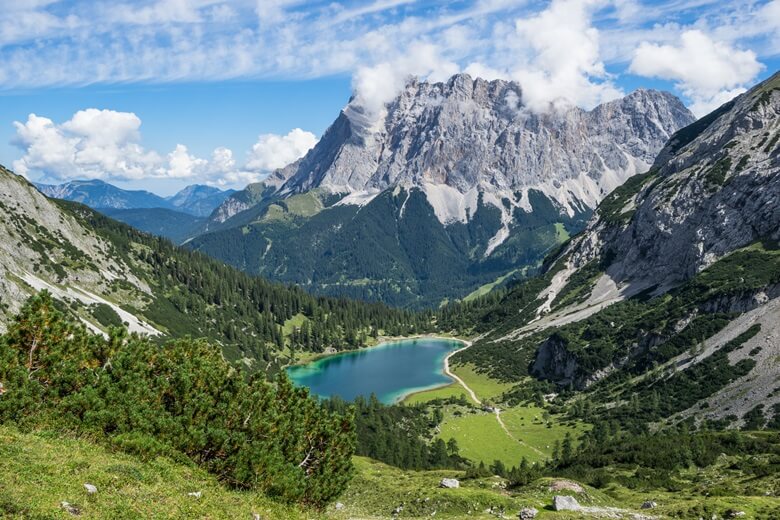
[{"xmin": 268, "ymin": 73, "xmax": 694, "ymax": 228}]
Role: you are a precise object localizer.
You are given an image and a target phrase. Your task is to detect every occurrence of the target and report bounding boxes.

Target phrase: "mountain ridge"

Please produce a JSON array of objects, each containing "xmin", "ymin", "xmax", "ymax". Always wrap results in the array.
[
  {"xmin": 191, "ymin": 74, "xmax": 695, "ymax": 307},
  {"xmin": 36, "ymin": 179, "xmax": 235, "ymax": 217}
]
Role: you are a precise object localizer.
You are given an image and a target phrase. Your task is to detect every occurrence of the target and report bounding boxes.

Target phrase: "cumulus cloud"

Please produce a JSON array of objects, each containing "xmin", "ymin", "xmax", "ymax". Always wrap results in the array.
[
  {"xmin": 13, "ymin": 110, "xmax": 161, "ymax": 181},
  {"xmin": 509, "ymin": 0, "xmax": 623, "ymax": 112},
  {"xmin": 629, "ymin": 30, "xmax": 764, "ymax": 116},
  {"xmin": 12, "ymin": 110, "xmax": 317, "ymax": 187},
  {"xmin": 246, "ymin": 128, "xmax": 318, "ymax": 172}
]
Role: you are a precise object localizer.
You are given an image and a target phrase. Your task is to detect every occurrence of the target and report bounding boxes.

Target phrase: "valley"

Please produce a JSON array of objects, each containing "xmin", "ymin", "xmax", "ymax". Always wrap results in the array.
[{"xmin": 0, "ymin": 9, "xmax": 778, "ymax": 517}]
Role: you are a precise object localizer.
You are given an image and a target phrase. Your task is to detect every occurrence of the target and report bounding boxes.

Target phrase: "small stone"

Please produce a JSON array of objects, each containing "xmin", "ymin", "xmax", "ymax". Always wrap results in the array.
[
  {"xmin": 392, "ymin": 505, "xmax": 404, "ymax": 515},
  {"xmin": 60, "ymin": 501, "xmax": 81, "ymax": 515},
  {"xmin": 83, "ymin": 484, "xmax": 97, "ymax": 494},
  {"xmin": 335, "ymin": 502, "xmax": 344, "ymax": 510},
  {"xmin": 641, "ymin": 501, "xmax": 657, "ymax": 509},
  {"xmin": 518, "ymin": 506, "xmax": 539, "ymax": 519},
  {"xmin": 187, "ymin": 491, "xmax": 202, "ymax": 498},
  {"xmin": 439, "ymin": 478, "xmax": 460, "ymax": 489},
  {"xmin": 552, "ymin": 495, "xmax": 581, "ymax": 511}
]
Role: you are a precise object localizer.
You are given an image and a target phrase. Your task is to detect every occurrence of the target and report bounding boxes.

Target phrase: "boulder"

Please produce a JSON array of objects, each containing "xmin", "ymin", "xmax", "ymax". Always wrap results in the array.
[
  {"xmin": 335, "ymin": 502, "xmax": 345, "ymax": 510},
  {"xmin": 187, "ymin": 491, "xmax": 202, "ymax": 498},
  {"xmin": 518, "ymin": 506, "xmax": 539, "ymax": 519},
  {"xmin": 60, "ymin": 502, "xmax": 80, "ymax": 516},
  {"xmin": 439, "ymin": 478, "xmax": 460, "ymax": 489},
  {"xmin": 552, "ymin": 495, "xmax": 581, "ymax": 511},
  {"xmin": 641, "ymin": 501, "xmax": 657, "ymax": 509},
  {"xmin": 83, "ymin": 484, "xmax": 97, "ymax": 495}
]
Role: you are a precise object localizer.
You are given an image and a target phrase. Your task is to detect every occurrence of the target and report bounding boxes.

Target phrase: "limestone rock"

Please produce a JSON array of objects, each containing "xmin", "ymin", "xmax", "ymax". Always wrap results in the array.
[
  {"xmin": 439, "ymin": 478, "xmax": 460, "ymax": 488},
  {"xmin": 518, "ymin": 506, "xmax": 539, "ymax": 519},
  {"xmin": 83, "ymin": 484, "xmax": 97, "ymax": 494},
  {"xmin": 552, "ymin": 495, "xmax": 581, "ymax": 511},
  {"xmin": 641, "ymin": 500, "xmax": 657, "ymax": 509}
]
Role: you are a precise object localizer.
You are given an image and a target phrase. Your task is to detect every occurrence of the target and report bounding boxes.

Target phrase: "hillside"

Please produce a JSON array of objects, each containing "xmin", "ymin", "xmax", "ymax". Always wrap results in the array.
[
  {"xmin": 100, "ymin": 207, "xmax": 205, "ymax": 244},
  {"xmin": 444, "ymin": 71, "xmax": 780, "ymax": 430},
  {"xmin": 0, "ymin": 165, "xmax": 429, "ymax": 370},
  {"xmin": 188, "ymin": 74, "xmax": 695, "ymax": 308}
]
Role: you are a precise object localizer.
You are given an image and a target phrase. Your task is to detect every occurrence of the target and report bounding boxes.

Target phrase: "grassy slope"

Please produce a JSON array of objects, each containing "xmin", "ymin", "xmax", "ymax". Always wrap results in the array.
[
  {"xmin": 0, "ymin": 427, "xmax": 313, "ymax": 520},
  {"xmin": 405, "ymin": 364, "xmax": 586, "ymax": 466},
  {"xmin": 3, "ymin": 427, "xmax": 778, "ymax": 519}
]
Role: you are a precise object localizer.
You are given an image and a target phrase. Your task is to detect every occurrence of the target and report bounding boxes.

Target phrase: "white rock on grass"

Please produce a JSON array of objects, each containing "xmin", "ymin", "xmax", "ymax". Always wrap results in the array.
[
  {"xmin": 552, "ymin": 495, "xmax": 581, "ymax": 511},
  {"xmin": 83, "ymin": 483, "xmax": 97, "ymax": 494},
  {"xmin": 187, "ymin": 491, "xmax": 202, "ymax": 498},
  {"xmin": 439, "ymin": 478, "xmax": 459, "ymax": 489}
]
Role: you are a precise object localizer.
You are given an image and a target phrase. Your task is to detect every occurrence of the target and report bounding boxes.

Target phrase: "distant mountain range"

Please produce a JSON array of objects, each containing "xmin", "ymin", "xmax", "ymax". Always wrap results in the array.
[
  {"xmin": 189, "ymin": 73, "xmax": 695, "ymax": 307},
  {"xmin": 34, "ymin": 179, "xmax": 234, "ymax": 242}
]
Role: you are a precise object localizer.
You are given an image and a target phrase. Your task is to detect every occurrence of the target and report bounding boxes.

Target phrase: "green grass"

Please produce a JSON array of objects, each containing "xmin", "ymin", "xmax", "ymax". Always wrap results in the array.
[
  {"xmin": 463, "ymin": 269, "xmax": 518, "ymax": 302},
  {"xmin": 0, "ymin": 426, "xmax": 314, "ymax": 519},
  {"xmin": 438, "ymin": 411, "xmax": 529, "ymax": 466},
  {"xmin": 553, "ymin": 222, "xmax": 570, "ymax": 242},
  {"xmin": 3, "ymin": 427, "xmax": 779, "ymax": 520},
  {"xmin": 403, "ymin": 383, "xmax": 471, "ymax": 405},
  {"xmin": 499, "ymin": 406, "xmax": 590, "ymax": 459},
  {"xmin": 403, "ymin": 364, "xmax": 514, "ymax": 406},
  {"xmin": 282, "ymin": 312, "xmax": 309, "ymax": 337},
  {"xmin": 455, "ymin": 364, "xmax": 515, "ymax": 402}
]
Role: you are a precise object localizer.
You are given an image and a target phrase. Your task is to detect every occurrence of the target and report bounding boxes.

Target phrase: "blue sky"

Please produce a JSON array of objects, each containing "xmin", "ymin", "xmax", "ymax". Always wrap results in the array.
[{"xmin": 1, "ymin": 0, "xmax": 778, "ymax": 195}]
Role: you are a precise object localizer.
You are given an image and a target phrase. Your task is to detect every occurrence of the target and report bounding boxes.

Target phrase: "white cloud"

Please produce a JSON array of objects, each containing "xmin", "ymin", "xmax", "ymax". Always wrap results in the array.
[
  {"xmin": 246, "ymin": 128, "xmax": 318, "ymax": 172},
  {"xmin": 629, "ymin": 29, "xmax": 764, "ymax": 116},
  {"xmin": 13, "ymin": 110, "xmax": 161, "ymax": 181},
  {"xmin": 510, "ymin": 0, "xmax": 623, "ymax": 112},
  {"xmin": 12, "ymin": 109, "xmax": 317, "ymax": 187}
]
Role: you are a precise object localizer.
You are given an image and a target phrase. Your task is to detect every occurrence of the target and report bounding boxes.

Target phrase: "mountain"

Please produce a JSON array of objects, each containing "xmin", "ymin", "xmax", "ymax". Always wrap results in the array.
[
  {"xmin": 36, "ymin": 179, "xmax": 169, "ymax": 210},
  {"xmin": 35, "ymin": 180, "xmax": 235, "ymax": 243},
  {"xmin": 166, "ymin": 184, "xmax": 236, "ymax": 217},
  {"xmin": 36, "ymin": 179, "xmax": 234, "ymax": 216},
  {"xmin": 446, "ymin": 71, "xmax": 780, "ymax": 430},
  {"xmin": 100, "ymin": 207, "xmax": 205, "ymax": 243},
  {"xmin": 0, "ymin": 164, "xmax": 428, "ymax": 369},
  {"xmin": 191, "ymin": 73, "xmax": 695, "ymax": 307}
]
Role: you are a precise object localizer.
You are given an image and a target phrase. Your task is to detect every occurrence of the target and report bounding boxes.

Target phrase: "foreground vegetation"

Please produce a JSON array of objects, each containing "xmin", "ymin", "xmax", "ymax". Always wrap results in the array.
[{"xmin": 0, "ymin": 293, "xmax": 354, "ymax": 508}]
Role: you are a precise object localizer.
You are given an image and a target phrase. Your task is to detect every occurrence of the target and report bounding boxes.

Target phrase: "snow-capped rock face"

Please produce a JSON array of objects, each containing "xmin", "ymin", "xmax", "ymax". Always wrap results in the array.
[
  {"xmin": 275, "ymin": 73, "xmax": 695, "ymax": 227},
  {"xmin": 568, "ymin": 71, "xmax": 780, "ymax": 291}
]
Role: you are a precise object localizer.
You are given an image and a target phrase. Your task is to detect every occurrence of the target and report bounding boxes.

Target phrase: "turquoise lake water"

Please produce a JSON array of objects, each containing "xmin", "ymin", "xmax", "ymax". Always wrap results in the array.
[{"xmin": 286, "ymin": 338, "xmax": 462, "ymax": 404}]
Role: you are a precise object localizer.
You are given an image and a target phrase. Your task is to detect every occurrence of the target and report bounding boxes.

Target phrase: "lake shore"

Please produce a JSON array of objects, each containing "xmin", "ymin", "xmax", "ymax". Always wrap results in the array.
[
  {"xmin": 286, "ymin": 332, "xmax": 471, "ymax": 368},
  {"xmin": 401, "ymin": 339, "xmax": 477, "ymax": 404}
]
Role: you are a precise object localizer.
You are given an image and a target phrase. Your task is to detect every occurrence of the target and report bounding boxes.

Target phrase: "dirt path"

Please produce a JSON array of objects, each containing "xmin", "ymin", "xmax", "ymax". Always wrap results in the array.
[
  {"xmin": 493, "ymin": 408, "xmax": 546, "ymax": 458},
  {"xmin": 443, "ymin": 341, "xmax": 481, "ymax": 405},
  {"xmin": 445, "ymin": 340, "xmax": 547, "ymax": 459}
]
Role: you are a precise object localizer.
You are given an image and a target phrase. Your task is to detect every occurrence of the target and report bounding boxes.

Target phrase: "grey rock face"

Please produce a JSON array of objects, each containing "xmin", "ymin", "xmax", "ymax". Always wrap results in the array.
[
  {"xmin": 570, "ymin": 72, "xmax": 780, "ymax": 291},
  {"xmin": 214, "ymin": 74, "xmax": 694, "ymax": 241},
  {"xmin": 278, "ymin": 74, "xmax": 693, "ymax": 220}
]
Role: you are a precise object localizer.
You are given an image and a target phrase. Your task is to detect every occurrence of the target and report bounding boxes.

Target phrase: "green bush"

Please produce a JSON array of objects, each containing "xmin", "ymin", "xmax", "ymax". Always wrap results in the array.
[{"xmin": 0, "ymin": 292, "xmax": 355, "ymax": 508}]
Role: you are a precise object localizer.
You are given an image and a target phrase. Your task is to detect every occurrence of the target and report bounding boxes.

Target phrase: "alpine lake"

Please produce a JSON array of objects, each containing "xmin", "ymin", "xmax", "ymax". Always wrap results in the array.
[{"xmin": 286, "ymin": 337, "xmax": 463, "ymax": 404}]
